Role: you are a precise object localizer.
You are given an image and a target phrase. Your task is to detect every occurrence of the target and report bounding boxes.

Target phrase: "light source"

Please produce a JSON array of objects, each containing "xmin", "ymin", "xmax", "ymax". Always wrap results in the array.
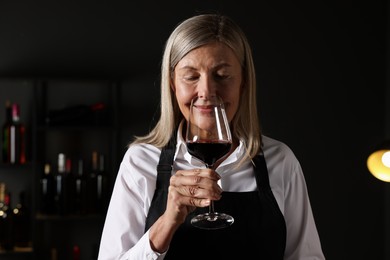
[{"xmin": 367, "ymin": 140, "xmax": 390, "ymax": 182}]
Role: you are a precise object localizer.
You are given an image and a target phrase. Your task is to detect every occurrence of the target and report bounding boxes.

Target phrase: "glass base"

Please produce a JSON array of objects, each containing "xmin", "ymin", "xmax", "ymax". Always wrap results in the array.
[{"xmin": 191, "ymin": 212, "xmax": 234, "ymax": 230}]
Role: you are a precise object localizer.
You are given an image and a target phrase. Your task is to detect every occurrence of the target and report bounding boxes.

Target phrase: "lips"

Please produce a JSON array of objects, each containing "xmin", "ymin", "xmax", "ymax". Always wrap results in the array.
[{"xmin": 194, "ymin": 105, "xmax": 214, "ymax": 113}]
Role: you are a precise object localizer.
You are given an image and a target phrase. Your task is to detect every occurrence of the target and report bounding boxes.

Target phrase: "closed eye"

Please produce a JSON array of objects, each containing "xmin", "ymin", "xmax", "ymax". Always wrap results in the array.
[
  {"xmin": 215, "ymin": 74, "xmax": 231, "ymax": 80},
  {"xmin": 184, "ymin": 75, "xmax": 200, "ymax": 81}
]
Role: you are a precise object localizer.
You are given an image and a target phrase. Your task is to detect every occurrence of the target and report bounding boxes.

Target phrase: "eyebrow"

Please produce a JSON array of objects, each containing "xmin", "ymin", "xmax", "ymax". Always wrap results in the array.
[{"xmin": 177, "ymin": 62, "xmax": 232, "ymax": 71}]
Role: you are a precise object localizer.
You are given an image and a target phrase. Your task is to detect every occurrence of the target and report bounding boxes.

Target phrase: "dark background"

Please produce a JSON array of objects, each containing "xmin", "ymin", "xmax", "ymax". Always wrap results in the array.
[{"xmin": 0, "ymin": 1, "xmax": 388, "ymax": 259}]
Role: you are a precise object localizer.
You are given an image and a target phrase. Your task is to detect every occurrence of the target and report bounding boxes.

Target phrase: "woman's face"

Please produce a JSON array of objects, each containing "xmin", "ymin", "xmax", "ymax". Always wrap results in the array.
[{"xmin": 172, "ymin": 42, "xmax": 243, "ymax": 123}]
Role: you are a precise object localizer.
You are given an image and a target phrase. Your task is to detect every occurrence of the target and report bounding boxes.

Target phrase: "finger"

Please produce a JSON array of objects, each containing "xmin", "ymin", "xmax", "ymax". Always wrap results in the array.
[
  {"xmin": 175, "ymin": 185, "xmax": 222, "ymax": 200},
  {"xmin": 176, "ymin": 168, "xmax": 221, "ymax": 180},
  {"xmin": 169, "ymin": 186, "xmax": 212, "ymax": 208},
  {"xmin": 170, "ymin": 174, "xmax": 222, "ymax": 193}
]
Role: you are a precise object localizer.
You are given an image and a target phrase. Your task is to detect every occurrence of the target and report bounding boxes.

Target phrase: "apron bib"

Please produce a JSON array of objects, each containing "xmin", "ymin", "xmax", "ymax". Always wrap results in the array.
[{"xmin": 145, "ymin": 137, "xmax": 286, "ymax": 259}]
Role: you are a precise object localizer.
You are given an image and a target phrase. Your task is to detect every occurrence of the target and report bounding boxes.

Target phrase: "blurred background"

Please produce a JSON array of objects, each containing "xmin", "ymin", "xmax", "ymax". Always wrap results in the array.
[{"xmin": 0, "ymin": 1, "xmax": 388, "ymax": 259}]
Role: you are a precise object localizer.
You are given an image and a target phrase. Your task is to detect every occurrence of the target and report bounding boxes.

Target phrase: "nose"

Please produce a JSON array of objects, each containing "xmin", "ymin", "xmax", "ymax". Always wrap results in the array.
[{"xmin": 197, "ymin": 75, "xmax": 217, "ymax": 100}]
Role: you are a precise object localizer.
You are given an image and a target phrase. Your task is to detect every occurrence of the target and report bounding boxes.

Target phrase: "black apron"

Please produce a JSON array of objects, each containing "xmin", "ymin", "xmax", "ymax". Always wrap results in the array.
[{"xmin": 145, "ymin": 137, "xmax": 286, "ymax": 259}]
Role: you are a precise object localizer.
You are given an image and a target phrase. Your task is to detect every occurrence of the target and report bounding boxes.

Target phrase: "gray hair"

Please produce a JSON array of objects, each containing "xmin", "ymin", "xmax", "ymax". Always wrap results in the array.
[{"xmin": 133, "ymin": 14, "xmax": 262, "ymax": 161}]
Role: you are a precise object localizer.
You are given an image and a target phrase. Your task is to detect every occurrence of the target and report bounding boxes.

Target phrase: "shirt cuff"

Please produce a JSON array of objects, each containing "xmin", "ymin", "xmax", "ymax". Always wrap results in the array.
[{"xmin": 143, "ymin": 230, "xmax": 167, "ymax": 260}]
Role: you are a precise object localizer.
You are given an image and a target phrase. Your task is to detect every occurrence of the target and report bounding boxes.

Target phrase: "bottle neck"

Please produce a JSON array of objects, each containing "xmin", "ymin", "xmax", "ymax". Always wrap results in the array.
[
  {"xmin": 11, "ymin": 103, "xmax": 20, "ymax": 123},
  {"xmin": 4, "ymin": 192, "xmax": 11, "ymax": 207},
  {"xmin": 0, "ymin": 183, "xmax": 5, "ymax": 203},
  {"xmin": 92, "ymin": 151, "xmax": 98, "ymax": 171},
  {"xmin": 58, "ymin": 153, "xmax": 66, "ymax": 174},
  {"xmin": 65, "ymin": 158, "xmax": 72, "ymax": 174},
  {"xmin": 44, "ymin": 163, "xmax": 51, "ymax": 176},
  {"xmin": 4, "ymin": 100, "xmax": 12, "ymax": 122},
  {"xmin": 77, "ymin": 159, "xmax": 84, "ymax": 176},
  {"xmin": 99, "ymin": 154, "xmax": 105, "ymax": 172}
]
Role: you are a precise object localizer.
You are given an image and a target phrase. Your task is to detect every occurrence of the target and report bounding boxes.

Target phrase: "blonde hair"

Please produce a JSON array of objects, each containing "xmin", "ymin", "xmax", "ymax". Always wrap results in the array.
[{"xmin": 132, "ymin": 13, "xmax": 262, "ymax": 161}]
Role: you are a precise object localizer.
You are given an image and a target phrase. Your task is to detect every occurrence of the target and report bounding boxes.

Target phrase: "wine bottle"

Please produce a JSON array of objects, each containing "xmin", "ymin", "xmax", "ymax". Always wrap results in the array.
[
  {"xmin": 87, "ymin": 151, "xmax": 98, "ymax": 214},
  {"xmin": 73, "ymin": 159, "xmax": 87, "ymax": 215},
  {"xmin": 12, "ymin": 191, "xmax": 31, "ymax": 248},
  {"xmin": 1, "ymin": 101, "xmax": 11, "ymax": 163},
  {"xmin": 0, "ymin": 182, "xmax": 8, "ymax": 250},
  {"xmin": 64, "ymin": 157, "xmax": 74, "ymax": 214},
  {"xmin": 54, "ymin": 153, "xmax": 66, "ymax": 215},
  {"xmin": 97, "ymin": 154, "xmax": 109, "ymax": 214},
  {"xmin": 0, "ymin": 184, "xmax": 14, "ymax": 251},
  {"xmin": 40, "ymin": 163, "xmax": 55, "ymax": 214},
  {"xmin": 9, "ymin": 103, "xmax": 26, "ymax": 164}
]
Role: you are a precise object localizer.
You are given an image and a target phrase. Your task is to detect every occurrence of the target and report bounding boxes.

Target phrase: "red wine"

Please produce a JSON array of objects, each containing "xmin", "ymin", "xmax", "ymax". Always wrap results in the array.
[{"xmin": 187, "ymin": 141, "xmax": 231, "ymax": 166}]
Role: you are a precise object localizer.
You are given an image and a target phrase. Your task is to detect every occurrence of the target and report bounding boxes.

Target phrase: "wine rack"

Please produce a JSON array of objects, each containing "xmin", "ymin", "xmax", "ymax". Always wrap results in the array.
[{"xmin": 0, "ymin": 78, "xmax": 121, "ymax": 260}]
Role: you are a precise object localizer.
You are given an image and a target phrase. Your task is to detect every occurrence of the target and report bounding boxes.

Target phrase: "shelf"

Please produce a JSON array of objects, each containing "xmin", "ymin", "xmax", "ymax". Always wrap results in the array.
[
  {"xmin": 35, "ymin": 213, "xmax": 104, "ymax": 221},
  {"xmin": 0, "ymin": 163, "xmax": 32, "ymax": 169},
  {"xmin": 0, "ymin": 247, "xmax": 33, "ymax": 255},
  {"xmin": 36, "ymin": 125, "xmax": 115, "ymax": 132},
  {"xmin": 31, "ymin": 79, "xmax": 119, "ymax": 260},
  {"xmin": 0, "ymin": 79, "xmax": 120, "ymax": 260},
  {"xmin": 0, "ymin": 247, "xmax": 33, "ymax": 254}
]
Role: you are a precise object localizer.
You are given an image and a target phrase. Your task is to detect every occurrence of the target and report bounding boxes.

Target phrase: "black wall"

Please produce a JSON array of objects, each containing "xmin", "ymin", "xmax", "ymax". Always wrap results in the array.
[{"xmin": 0, "ymin": 1, "xmax": 388, "ymax": 259}]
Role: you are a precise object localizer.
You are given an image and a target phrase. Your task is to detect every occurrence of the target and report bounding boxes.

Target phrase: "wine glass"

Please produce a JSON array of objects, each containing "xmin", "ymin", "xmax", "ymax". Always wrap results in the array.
[{"xmin": 185, "ymin": 95, "xmax": 234, "ymax": 229}]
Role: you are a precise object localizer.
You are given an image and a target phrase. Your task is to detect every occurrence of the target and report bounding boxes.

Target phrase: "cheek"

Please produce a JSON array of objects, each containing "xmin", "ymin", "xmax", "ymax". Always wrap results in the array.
[
  {"xmin": 173, "ymin": 84, "xmax": 193, "ymax": 120},
  {"xmin": 225, "ymin": 91, "xmax": 241, "ymax": 122},
  {"xmin": 226, "ymin": 103, "xmax": 238, "ymax": 122}
]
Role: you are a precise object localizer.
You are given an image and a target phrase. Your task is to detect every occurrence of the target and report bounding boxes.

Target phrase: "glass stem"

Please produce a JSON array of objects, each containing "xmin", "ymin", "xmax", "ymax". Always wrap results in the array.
[
  {"xmin": 209, "ymin": 201, "xmax": 215, "ymax": 214},
  {"xmin": 206, "ymin": 164, "xmax": 216, "ymax": 215}
]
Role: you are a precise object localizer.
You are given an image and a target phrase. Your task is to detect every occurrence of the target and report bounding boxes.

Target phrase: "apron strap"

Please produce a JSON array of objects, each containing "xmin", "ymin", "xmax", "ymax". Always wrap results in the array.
[
  {"xmin": 252, "ymin": 153, "xmax": 271, "ymax": 190},
  {"xmin": 144, "ymin": 134, "xmax": 176, "ymax": 232},
  {"xmin": 252, "ymin": 153, "xmax": 287, "ymax": 255}
]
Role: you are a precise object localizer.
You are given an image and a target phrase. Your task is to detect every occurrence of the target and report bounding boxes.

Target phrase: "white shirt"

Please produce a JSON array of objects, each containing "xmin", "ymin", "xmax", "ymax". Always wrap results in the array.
[{"xmin": 98, "ymin": 126, "xmax": 325, "ymax": 260}]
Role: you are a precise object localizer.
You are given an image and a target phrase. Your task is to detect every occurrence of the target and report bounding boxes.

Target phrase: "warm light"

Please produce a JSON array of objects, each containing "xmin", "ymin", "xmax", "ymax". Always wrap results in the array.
[
  {"xmin": 382, "ymin": 151, "xmax": 390, "ymax": 167},
  {"xmin": 367, "ymin": 149, "xmax": 390, "ymax": 182}
]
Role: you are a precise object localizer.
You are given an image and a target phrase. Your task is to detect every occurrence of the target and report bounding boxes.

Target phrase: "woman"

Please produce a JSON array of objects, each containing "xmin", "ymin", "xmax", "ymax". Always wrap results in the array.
[{"xmin": 98, "ymin": 13, "xmax": 325, "ymax": 259}]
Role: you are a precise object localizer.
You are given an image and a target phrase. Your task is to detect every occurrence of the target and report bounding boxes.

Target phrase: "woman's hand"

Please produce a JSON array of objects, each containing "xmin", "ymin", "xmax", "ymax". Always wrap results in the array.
[
  {"xmin": 149, "ymin": 168, "xmax": 222, "ymax": 253},
  {"xmin": 167, "ymin": 168, "xmax": 222, "ymax": 224}
]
